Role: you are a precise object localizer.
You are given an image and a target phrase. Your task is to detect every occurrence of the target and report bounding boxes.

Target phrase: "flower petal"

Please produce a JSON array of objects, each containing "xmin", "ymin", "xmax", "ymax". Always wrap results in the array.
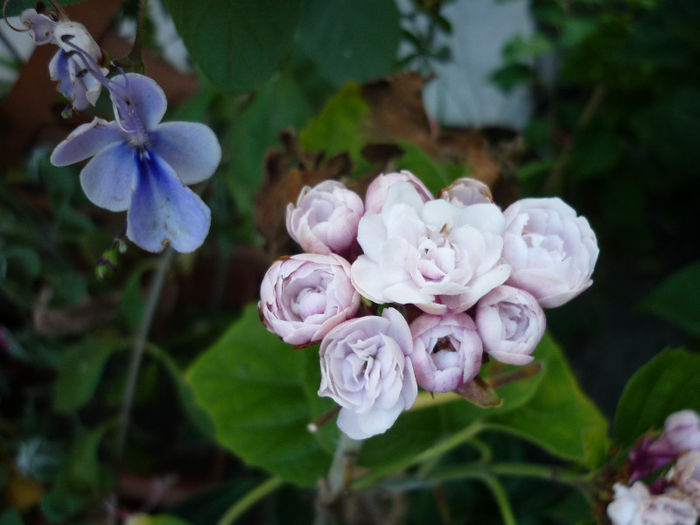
[
  {"xmin": 50, "ymin": 118, "xmax": 123, "ymax": 166},
  {"xmin": 80, "ymin": 142, "xmax": 137, "ymax": 211},
  {"xmin": 110, "ymin": 73, "xmax": 167, "ymax": 130},
  {"xmin": 149, "ymin": 122, "xmax": 221, "ymax": 184},
  {"xmin": 127, "ymin": 152, "xmax": 211, "ymax": 253}
]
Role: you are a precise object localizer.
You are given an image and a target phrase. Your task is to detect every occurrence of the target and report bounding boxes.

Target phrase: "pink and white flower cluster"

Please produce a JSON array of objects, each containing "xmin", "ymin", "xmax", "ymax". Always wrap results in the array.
[
  {"xmin": 258, "ymin": 171, "xmax": 599, "ymax": 439},
  {"xmin": 608, "ymin": 410, "xmax": 700, "ymax": 525}
]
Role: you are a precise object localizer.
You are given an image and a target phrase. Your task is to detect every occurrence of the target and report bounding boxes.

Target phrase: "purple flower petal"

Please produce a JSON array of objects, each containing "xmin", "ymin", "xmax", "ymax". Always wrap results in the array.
[
  {"xmin": 110, "ymin": 73, "xmax": 167, "ymax": 130},
  {"xmin": 50, "ymin": 118, "xmax": 122, "ymax": 166},
  {"xmin": 127, "ymin": 151, "xmax": 211, "ymax": 253},
  {"xmin": 79, "ymin": 142, "xmax": 137, "ymax": 212},
  {"xmin": 148, "ymin": 122, "xmax": 221, "ymax": 184}
]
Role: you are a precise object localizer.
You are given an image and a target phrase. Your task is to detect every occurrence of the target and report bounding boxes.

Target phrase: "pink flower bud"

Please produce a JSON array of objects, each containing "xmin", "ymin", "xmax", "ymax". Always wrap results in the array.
[
  {"xmin": 258, "ymin": 253, "xmax": 360, "ymax": 346},
  {"xmin": 409, "ymin": 312, "xmax": 483, "ymax": 393},
  {"xmin": 364, "ymin": 170, "xmax": 433, "ymax": 215},
  {"xmin": 286, "ymin": 181, "xmax": 364, "ymax": 256},
  {"xmin": 475, "ymin": 285, "xmax": 545, "ymax": 366},
  {"xmin": 652, "ymin": 410, "xmax": 700, "ymax": 457},
  {"xmin": 439, "ymin": 177, "xmax": 493, "ymax": 207},
  {"xmin": 502, "ymin": 197, "xmax": 599, "ymax": 308},
  {"xmin": 318, "ymin": 308, "xmax": 417, "ymax": 439}
]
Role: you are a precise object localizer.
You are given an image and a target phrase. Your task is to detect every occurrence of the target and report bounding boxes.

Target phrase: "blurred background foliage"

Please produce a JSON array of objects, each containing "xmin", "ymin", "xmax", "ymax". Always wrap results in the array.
[{"xmin": 0, "ymin": 0, "xmax": 698, "ymax": 523}]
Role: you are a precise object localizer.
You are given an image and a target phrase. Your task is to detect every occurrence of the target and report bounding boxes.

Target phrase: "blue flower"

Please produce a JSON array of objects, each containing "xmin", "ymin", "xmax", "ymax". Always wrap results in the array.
[{"xmin": 51, "ymin": 73, "xmax": 221, "ymax": 252}]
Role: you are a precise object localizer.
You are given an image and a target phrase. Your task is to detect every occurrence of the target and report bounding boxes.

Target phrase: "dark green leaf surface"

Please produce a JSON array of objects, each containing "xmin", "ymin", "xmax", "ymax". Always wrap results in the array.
[
  {"xmin": 53, "ymin": 340, "xmax": 124, "ymax": 413},
  {"xmin": 640, "ymin": 261, "xmax": 700, "ymax": 337},
  {"xmin": 163, "ymin": 0, "xmax": 302, "ymax": 93},
  {"xmin": 296, "ymin": 0, "xmax": 401, "ymax": 85},
  {"xmin": 614, "ymin": 348, "xmax": 700, "ymax": 446},
  {"xmin": 187, "ymin": 304, "xmax": 334, "ymax": 486}
]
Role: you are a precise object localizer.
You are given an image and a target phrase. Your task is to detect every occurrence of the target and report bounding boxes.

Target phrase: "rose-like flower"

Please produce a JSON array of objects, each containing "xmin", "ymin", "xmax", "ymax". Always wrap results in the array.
[
  {"xmin": 365, "ymin": 170, "xmax": 433, "ymax": 214},
  {"xmin": 259, "ymin": 253, "xmax": 360, "ymax": 346},
  {"xmin": 409, "ymin": 312, "xmax": 482, "ymax": 393},
  {"xmin": 607, "ymin": 481, "xmax": 698, "ymax": 525},
  {"xmin": 652, "ymin": 411, "xmax": 700, "ymax": 456},
  {"xmin": 318, "ymin": 308, "xmax": 417, "ymax": 439},
  {"xmin": 351, "ymin": 182, "xmax": 510, "ymax": 314},
  {"xmin": 671, "ymin": 451, "xmax": 700, "ymax": 513},
  {"xmin": 502, "ymin": 197, "xmax": 599, "ymax": 308},
  {"xmin": 285, "ymin": 180, "xmax": 364, "ymax": 257},
  {"xmin": 475, "ymin": 285, "xmax": 545, "ymax": 366},
  {"xmin": 439, "ymin": 177, "xmax": 493, "ymax": 207}
]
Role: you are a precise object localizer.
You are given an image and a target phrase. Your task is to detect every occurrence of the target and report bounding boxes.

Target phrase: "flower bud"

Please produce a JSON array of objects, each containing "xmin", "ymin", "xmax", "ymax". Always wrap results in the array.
[
  {"xmin": 409, "ymin": 312, "xmax": 482, "ymax": 393},
  {"xmin": 258, "ymin": 253, "xmax": 360, "ymax": 346},
  {"xmin": 286, "ymin": 180, "xmax": 364, "ymax": 256},
  {"xmin": 475, "ymin": 285, "xmax": 545, "ymax": 366},
  {"xmin": 664, "ymin": 411, "xmax": 700, "ymax": 454},
  {"xmin": 439, "ymin": 177, "xmax": 492, "ymax": 207},
  {"xmin": 318, "ymin": 308, "xmax": 417, "ymax": 439},
  {"xmin": 364, "ymin": 170, "xmax": 433, "ymax": 215},
  {"xmin": 502, "ymin": 197, "xmax": 599, "ymax": 308},
  {"xmin": 20, "ymin": 9, "xmax": 57, "ymax": 45}
]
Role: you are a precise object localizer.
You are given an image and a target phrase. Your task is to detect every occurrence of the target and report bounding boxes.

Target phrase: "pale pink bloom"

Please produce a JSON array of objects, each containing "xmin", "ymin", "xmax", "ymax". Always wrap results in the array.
[
  {"xmin": 258, "ymin": 253, "xmax": 360, "ymax": 345},
  {"xmin": 475, "ymin": 285, "xmax": 545, "ymax": 366},
  {"xmin": 502, "ymin": 197, "xmax": 599, "ymax": 308},
  {"xmin": 409, "ymin": 312, "xmax": 482, "ymax": 393},
  {"xmin": 364, "ymin": 170, "xmax": 433, "ymax": 215},
  {"xmin": 669, "ymin": 451, "xmax": 700, "ymax": 513},
  {"xmin": 351, "ymin": 182, "xmax": 510, "ymax": 314},
  {"xmin": 318, "ymin": 308, "xmax": 417, "ymax": 439},
  {"xmin": 652, "ymin": 411, "xmax": 700, "ymax": 456},
  {"xmin": 607, "ymin": 481, "xmax": 697, "ymax": 525},
  {"xmin": 286, "ymin": 180, "xmax": 364, "ymax": 256}
]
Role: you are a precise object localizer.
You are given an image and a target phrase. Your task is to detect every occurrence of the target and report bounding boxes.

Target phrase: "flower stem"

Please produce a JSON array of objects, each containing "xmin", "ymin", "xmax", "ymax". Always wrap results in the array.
[
  {"xmin": 482, "ymin": 474, "xmax": 518, "ymax": 525},
  {"xmin": 315, "ymin": 433, "xmax": 363, "ymax": 525},
  {"xmin": 217, "ymin": 476, "xmax": 284, "ymax": 525},
  {"xmin": 353, "ymin": 420, "xmax": 485, "ymax": 490},
  {"xmin": 108, "ymin": 246, "xmax": 173, "ymax": 523}
]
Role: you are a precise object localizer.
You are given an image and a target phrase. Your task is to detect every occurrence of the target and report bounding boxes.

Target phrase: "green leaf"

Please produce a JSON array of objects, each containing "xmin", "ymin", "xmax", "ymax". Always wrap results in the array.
[
  {"xmin": 640, "ymin": 261, "xmax": 700, "ymax": 337},
  {"xmin": 53, "ymin": 339, "xmax": 125, "ymax": 413},
  {"xmin": 126, "ymin": 515, "xmax": 191, "ymax": 525},
  {"xmin": 394, "ymin": 141, "xmax": 466, "ymax": 195},
  {"xmin": 359, "ymin": 345, "xmax": 547, "ymax": 471},
  {"xmin": 299, "ymin": 83, "xmax": 370, "ymax": 161},
  {"xmin": 226, "ymin": 73, "xmax": 313, "ymax": 214},
  {"xmin": 614, "ymin": 348, "xmax": 700, "ymax": 446},
  {"xmin": 66, "ymin": 423, "xmax": 110, "ymax": 490},
  {"xmin": 296, "ymin": 0, "xmax": 401, "ymax": 85},
  {"xmin": 146, "ymin": 344, "xmax": 215, "ymax": 437},
  {"xmin": 187, "ymin": 304, "xmax": 334, "ymax": 486},
  {"xmin": 163, "ymin": 0, "xmax": 302, "ymax": 93},
  {"xmin": 489, "ymin": 334, "xmax": 610, "ymax": 468}
]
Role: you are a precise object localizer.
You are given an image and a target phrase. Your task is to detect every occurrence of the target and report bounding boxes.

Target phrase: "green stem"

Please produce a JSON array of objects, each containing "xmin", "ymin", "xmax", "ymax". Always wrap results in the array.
[
  {"xmin": 315, "ymin": 433, "xmax": 363, "ymax": 525},
  {"xmin": 217, "ymin": 476, "xmax": 284, "ymax": 525},
  {"xmin": 107, "ymin": 247, "xmax": 173, "ymax": 525},
  {"xmin": 431, "ymin": 461, "xmax": 590, "ymax": 488},
  {"xmin": 353, "ymin": 420, "xmax": 485, "ymax": 490},
  {"xmin": 482, "ymin": 474, "xmax": 518, "ymax": 525}
]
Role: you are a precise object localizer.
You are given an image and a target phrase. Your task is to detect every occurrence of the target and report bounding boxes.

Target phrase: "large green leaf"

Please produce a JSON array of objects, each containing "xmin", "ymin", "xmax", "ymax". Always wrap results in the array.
[
  {"xmin": 614, "ymin": 348, "xmax": 700, "ymax": 446},
  {"xmin": 163, "ymin": 0, "xmax": 302, "ymax": 93},
  {"xmin": 187, "ymin": 304, "xmax": 334, "ymax": 486},
  {"xmin": 489, "ymin": 334, "xmax": 610, "ymax": 468},
  {"xmin": 358, "ymin": 339, "xmax": 548, "ymax": 470},
  {"xmin": 296, "ymin": 0, "xmax": 401, "ymax": 86},
  {"xmin": 640, "ymin": 261, "xmax": 700, "ymax": 337}
]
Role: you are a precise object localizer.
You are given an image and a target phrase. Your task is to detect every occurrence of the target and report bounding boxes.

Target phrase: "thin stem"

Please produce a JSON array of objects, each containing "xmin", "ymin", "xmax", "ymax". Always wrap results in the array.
[
  {"xmin": 315, "ymin": 433, "xmax": 363, "ymax": 525},
  {"xmin": 108, "ymin": 247, "xmax": 174, "ymax": 523},
  {"xmin": 482, "ymin": 474, "xmax": 517, "ymax": 525},
  {"xmin": 353, "ymin": 420, "xmax": 485, "ymax": 490},
  {"xmin": 125, "ymin": 0, "xmax": 147, "ymax": 72},
  {"xmin": 217, "ymin": 476, "xmax": 284, "ymax": 525},
  {"xmin": 431, "ymin": 461, "xmax": 590, "ymax": 488}
]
